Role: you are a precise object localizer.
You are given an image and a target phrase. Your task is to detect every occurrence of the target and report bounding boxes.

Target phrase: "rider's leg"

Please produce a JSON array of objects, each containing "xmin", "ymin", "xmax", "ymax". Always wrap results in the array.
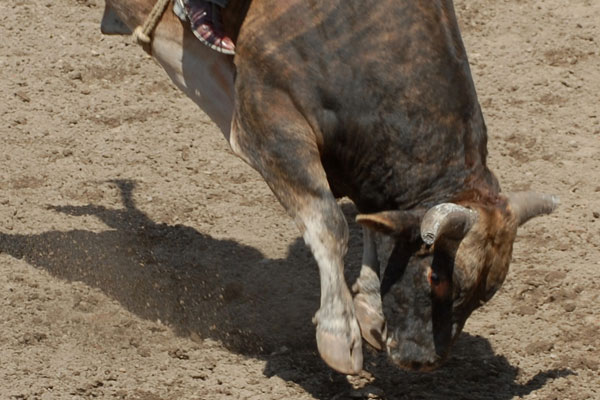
[{"xmin": 176, "ymin": 0, "xmax": 235, "ymax": 55}]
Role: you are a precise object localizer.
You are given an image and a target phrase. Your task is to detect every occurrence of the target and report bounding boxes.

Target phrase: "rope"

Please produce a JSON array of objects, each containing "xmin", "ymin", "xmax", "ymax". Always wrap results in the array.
[{"xmin": 133, "ymin": 0, "xmax": 172, "ymax": 45}]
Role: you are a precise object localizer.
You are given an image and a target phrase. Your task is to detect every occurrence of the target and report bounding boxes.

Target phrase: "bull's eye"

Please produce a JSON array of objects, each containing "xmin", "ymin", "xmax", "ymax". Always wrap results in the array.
[
  {"xmin": 429, "ymin": 270, "xmax": 441, "ymax": 285},
  {"xmin": 428, "ymin": 268, "xmax": 451, "ymax": 298}
]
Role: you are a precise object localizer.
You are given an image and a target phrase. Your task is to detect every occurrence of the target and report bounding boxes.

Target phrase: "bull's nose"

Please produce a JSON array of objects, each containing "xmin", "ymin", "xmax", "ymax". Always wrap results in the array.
[
  {"xmin": 386, "ymin": 333, "xmax": 446, "ymax": 371},
  {"xmin": 390, "ymin": 356, "xmax": 442, "ymax": 372}
]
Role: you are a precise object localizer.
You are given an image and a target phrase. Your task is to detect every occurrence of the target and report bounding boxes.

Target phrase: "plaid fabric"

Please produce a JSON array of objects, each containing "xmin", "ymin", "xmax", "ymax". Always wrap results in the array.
[{"xmin": 172, "ymin": 0, "xmax": 235, "ymax": 54}]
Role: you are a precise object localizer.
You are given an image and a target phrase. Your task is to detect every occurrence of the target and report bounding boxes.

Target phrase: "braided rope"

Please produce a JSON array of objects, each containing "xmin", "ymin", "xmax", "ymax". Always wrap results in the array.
[{"xmin": 133, "ymin": 0, "xmax": 172, "ymax": 45}]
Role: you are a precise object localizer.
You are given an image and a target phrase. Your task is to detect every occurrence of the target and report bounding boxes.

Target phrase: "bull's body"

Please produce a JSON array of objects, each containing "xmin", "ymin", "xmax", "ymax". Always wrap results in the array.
[
  {"xmin": 235, "ymin": 1, "xmax": 497, "ymax": 213},
  {"xmin": 103, "ymin": 0, "xmax": 557, "ymax": 374}
]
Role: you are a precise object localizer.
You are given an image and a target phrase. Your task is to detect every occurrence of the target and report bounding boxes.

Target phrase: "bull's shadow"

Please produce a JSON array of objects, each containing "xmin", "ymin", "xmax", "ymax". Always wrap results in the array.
[
  {"xmin": 1, "ymin": 180, "xmax": 322, "ymax": 355},
  {"xmin": 353, "ymin": 335, "xmax": 573, "ymax": 400},
  {"xmin": 0, "ymin": 180, "xmax": 571, "ymax": 399}
]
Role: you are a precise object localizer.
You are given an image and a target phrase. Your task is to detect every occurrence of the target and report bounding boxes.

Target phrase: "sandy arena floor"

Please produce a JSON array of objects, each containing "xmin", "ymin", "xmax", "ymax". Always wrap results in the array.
[{"xmin": 1, "ymin": 0, "xmax": 599, "ymax": 399}]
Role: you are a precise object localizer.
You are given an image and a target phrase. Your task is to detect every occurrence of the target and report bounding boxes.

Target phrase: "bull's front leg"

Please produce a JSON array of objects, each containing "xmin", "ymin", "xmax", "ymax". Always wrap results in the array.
[
  {"xmin": 230, "ymin": 92, "xmax": 362, "ymax": 374},
  {"xmin": 352, "ymin": 227, "xmax": 387, "ymax": 350},
  {"xmin": 267, "ymin": 192, "xmax": 363, "ymax": 374},
  {"xmin": 300, "ymin": 199, "xmax": 363, "ymax": 374},
  {"xmin": 260, "ymin": 183, "xmax": 363, "ymax": 374}
]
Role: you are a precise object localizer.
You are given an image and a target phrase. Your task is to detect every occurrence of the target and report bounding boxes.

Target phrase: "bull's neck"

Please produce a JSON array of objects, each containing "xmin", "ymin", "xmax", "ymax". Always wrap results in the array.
[
  {"xmin": 106, "ymin": 0, "xmax": 160, "ymax": 31},
  {"xmin": 106, "ymin": 0, "xmax": 249, "ymax": 41},
  {"xmin": 104, "ymin": 0, "xmax": 237, "ymax": 135}
]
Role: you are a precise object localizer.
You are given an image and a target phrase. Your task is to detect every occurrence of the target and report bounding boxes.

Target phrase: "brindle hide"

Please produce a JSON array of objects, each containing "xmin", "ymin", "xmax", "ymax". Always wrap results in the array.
[{"xmin": 103, "ymin": 0, "xmax": 557, "ymax": 374}]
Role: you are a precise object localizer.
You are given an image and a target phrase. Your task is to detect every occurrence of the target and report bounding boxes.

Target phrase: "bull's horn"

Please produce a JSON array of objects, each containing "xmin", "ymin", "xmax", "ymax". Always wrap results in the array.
[
  {"xmin": 420, "ymin": 203, "xmax": 478, "ymax": 245},
  {"xmin": 508, "ymin": 192, "xmax": 559, "ymax": 226}
]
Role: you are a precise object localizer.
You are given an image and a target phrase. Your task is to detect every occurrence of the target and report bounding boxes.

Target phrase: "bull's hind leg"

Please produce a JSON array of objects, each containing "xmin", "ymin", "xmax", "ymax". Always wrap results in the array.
[
  {"xmin": 230, "ymin": 97, "xmax": 362, "ymax": 374},
  {"xmin": 352, "ymin": 227, "xmax": 387, "ymax": 350}
]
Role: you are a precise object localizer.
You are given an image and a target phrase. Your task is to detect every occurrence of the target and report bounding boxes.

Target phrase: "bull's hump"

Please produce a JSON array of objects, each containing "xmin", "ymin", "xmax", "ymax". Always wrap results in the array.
[
  {"xmin": 237, "ymin": 0, "xmax": 490, "ymax": 210},
  {"xmin": 238, "ymin": 0, "xmax": 476, "ymax": 131},
  {"xmin": 239, "ymin": 2, "xmax": 469, "ymax": 85}
]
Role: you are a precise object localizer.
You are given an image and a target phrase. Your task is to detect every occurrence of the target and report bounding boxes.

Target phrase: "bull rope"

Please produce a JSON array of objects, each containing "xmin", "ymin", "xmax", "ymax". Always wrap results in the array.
[{"xmin": 133, "ymin": 0, "xmax": 171, "ymax": 45}]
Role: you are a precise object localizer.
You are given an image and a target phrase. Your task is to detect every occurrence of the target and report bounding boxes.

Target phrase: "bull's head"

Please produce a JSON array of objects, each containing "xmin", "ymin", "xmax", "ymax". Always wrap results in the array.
[{"xmin": 357, "ymin": 192, "xmax": 558, "ymax": 371}]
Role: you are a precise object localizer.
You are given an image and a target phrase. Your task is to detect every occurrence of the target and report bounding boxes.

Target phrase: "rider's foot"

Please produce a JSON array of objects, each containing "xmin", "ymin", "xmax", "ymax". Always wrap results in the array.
[{"xmin": 184, "ymin": 1, "xmax": 235, "ymax": 55}]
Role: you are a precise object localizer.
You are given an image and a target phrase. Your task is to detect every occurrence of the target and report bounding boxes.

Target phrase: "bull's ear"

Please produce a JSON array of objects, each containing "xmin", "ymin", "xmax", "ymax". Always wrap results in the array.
[
  {"xmin": 356, "ymin": 210, "xmax": 423, "ymax": 237},
  {"xmin": 507, "ymin": 192, "xmax": 559, "ymax": 226}
]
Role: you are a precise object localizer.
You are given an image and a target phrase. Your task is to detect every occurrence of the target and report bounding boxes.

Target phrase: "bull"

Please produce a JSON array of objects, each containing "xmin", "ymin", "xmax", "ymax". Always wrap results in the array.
[{"xmin": 101, "ymin": 0, "xmax": 558, "ymax": 374}]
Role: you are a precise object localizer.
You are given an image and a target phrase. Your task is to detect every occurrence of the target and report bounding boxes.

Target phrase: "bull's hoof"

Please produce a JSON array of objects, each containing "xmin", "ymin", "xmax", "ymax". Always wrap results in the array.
[
  {"xmin": 316, "ymin": 326, "xmax": 363, "ymax": 374},
  {"xmin": 353, "ymin": 293, "xmax": 387, "ymax": 351}
]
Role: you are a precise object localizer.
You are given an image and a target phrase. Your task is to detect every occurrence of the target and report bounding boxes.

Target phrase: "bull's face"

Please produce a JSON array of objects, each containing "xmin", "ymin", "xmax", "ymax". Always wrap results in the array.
[{"xmin": 357, "ymin": 192, "xmax": 558, "ymax": 371}]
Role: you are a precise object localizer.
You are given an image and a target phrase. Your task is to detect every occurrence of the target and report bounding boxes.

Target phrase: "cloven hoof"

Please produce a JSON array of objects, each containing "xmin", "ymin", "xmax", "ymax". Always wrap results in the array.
[
  {"xmin": 316, "ymin": 327, "xmax": 363, "ymax": 374},
  {"xmin": 353, "ymin": 294, "xmax": 388, "ymax": 351}
]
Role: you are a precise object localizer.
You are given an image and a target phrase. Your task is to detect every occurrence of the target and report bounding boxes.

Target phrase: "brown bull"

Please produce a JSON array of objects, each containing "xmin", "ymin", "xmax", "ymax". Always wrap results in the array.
[{"xmin": 101, "ymin": 0, "xmax": 558, "ymax": 374}]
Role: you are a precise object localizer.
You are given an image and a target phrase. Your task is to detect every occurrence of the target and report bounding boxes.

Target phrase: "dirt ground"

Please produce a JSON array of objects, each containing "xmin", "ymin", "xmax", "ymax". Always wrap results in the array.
[{"xmin": 1, "ymin": 0, "xmax": 599, "ymax": 399}]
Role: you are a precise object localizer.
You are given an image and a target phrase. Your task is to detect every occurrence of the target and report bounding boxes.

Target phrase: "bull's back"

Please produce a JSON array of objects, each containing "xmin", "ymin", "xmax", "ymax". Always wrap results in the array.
[{"xmin": 235, "ymin": 0, "xmax": 496, "ymax": 212}]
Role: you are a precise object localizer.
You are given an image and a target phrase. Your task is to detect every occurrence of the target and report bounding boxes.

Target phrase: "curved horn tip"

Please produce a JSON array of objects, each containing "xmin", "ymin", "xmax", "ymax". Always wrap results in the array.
[
  {"xmin": 420, "ymin": 203, "xmax": 478, "ymax": 244},
  {"xmin": 532, "ymin": 193, "xmax": 560, "ymax": 214},
  {"xmin": 508, "ymin": 192, "xmax": 560, "ymax": 226},
  {"xmin": 537, "ymin": 193, "xmax": 560, "ymax": 214},
  {"xmin": 421, "ymin": 232, "xmax": 436, "ymax": 245},
  {"xmin": 549, "ymin": 195, "xmax": 560, "ymax": 210}
]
